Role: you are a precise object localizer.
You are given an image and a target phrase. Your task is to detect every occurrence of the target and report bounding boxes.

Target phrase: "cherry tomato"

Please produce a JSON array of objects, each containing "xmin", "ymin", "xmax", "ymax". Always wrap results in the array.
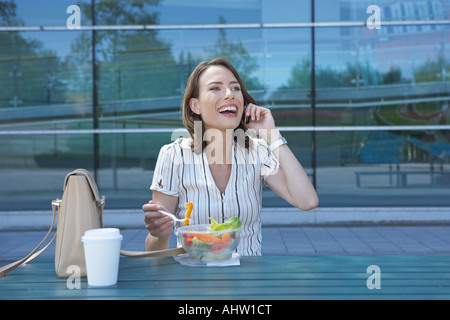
[
  {"xmin": 184, "ymin": 234, "xmax": 193, "ymax": 246},
  {"xmin": 211, "ymin": 243, "xmax": 228, "ymax": 254}
]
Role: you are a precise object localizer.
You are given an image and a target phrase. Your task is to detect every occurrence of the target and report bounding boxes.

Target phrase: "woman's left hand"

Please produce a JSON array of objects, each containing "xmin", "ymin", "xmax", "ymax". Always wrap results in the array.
[
  {"xmin": 245, "ymin": 103, "xmax": 278, "ymax": 142},
  {"xmin": 245, "ymin": 103, "xmax": 275, "ymax": 130}
]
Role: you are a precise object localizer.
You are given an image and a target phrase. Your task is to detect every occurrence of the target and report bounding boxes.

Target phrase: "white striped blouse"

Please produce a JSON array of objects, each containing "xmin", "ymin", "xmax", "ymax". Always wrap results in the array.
[{"xmin": 150, "ymin": 137, "xmax": 280, "ymax": 256}]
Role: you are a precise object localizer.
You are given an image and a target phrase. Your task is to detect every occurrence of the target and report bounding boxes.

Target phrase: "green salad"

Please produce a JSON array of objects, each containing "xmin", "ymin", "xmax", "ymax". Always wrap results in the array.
[{"xmin": 180, "ymin": 217, "xmax": 241, "ymax": 261}]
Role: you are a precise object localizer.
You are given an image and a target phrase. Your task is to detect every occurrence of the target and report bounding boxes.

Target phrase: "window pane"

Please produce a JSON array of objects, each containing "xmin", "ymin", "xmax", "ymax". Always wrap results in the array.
[
  {"xmin": 315, "ymin": 25, "xmax": 450, "ymax": 126},
  {"xmin": 0, "ymin": 30, "xmax": 92, "ymax": 129},
  {"xmin": 316, "ymin": 0, "xmax": 450, "ymax": 22},
  {"xmin": 0, "ymin": 134, "xmax": 94, "ymax": 210},
  {"xmin": 262, "ymin": 0, "xmax": 310, "ymax": 23},
  {"xmin": 97, "ymin": 131, "xmax": 172, "ymax": 208},
  {"xmin": 315, "ymin": 21, "xmax": 450, "ymax": 206},
  {"xmin": 317, "ymin": 130, "xmax": 450, "ymax": 206},
  {"xmin": 1, "ymin": 0, "xmax": 91, "ymax": 26},
  {"xmin": 91, "ymin": 0, "xmax": 260, "ymax": 26}
]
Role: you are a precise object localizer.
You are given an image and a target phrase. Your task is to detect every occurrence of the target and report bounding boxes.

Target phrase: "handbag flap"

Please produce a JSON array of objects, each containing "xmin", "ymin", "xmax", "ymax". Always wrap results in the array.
[{"xmin": 63, "ymin": 169, "xmax": 102, "ymax": 203}]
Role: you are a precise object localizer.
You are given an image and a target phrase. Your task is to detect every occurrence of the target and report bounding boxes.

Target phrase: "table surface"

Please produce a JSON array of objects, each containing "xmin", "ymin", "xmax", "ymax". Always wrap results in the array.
[{"xmin": 2, "ymin": 255, "xmax": 450, "ymax": 300}]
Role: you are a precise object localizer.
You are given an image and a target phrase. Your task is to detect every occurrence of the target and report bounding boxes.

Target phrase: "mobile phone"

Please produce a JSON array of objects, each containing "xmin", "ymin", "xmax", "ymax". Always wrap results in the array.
[{"xmin": 244, "ymin": 104, "xmax": 251, "ymax": 124}]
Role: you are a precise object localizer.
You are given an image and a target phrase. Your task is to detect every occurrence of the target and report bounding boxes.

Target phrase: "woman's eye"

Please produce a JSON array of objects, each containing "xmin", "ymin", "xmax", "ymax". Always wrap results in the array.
[
  {"xmin": 232, "ymin": 86, "xmax": 241, "ymax": 91},
  {"xmin": 210, "ymin": 87, "xmax": 220, "ymax": 91}
]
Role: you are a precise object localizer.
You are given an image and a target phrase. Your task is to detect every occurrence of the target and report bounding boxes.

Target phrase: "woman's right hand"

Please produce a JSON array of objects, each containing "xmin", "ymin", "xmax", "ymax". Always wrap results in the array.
[{"xmin": 142, "ymin": 200, "xmax": 174, "ymax": 238}]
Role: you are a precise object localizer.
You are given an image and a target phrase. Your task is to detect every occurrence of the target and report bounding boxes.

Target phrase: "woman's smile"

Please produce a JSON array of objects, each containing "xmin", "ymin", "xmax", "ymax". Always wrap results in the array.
[{"xmin": 217, "ymin": 103, "xmax": 238, "ymax": 117}]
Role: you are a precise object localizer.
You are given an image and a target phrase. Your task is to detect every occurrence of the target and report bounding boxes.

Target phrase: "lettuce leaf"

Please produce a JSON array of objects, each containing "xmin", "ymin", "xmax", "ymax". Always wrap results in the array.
[{"xmin": 208, "ymin": 217, "xmax": 241, "ymax": 231}]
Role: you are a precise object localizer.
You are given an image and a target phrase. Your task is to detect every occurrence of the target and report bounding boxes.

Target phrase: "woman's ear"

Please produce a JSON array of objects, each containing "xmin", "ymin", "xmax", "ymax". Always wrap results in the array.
[{"xmin": 189, "ymin": 98, "xmax": 201, "ymax": 115}]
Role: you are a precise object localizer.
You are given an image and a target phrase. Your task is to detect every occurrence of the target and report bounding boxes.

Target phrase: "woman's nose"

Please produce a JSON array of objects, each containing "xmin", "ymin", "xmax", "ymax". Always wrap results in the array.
[{"xmin": 225, "ymin": 87, "xmax": 234, "ymax": 99}]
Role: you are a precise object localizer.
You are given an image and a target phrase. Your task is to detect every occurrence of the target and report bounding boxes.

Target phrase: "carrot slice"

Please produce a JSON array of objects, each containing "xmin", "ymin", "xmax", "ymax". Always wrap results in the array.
[
  {"xmin": 193, "ymin": 233, "xmax": 222, "ymax": 244},
  {"xmin": 222, "ymin": 233, "xmax": 232, "ymax": 246},
  {"xmin": 184, "ymin": 202, "xmax": 193, "ymax": 226}
]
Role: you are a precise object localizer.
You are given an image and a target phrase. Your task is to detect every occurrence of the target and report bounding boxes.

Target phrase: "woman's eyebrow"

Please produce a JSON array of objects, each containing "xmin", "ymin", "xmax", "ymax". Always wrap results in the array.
[{"xmin": 207, "ymin": 81, "xmax": 239, "ymax": 86}]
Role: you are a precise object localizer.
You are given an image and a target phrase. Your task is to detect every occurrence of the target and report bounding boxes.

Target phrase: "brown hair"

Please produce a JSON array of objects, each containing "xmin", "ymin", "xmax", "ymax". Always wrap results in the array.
[{"xmin": 181, "ymin": 58, "xmax": 255, "ymax": 152}]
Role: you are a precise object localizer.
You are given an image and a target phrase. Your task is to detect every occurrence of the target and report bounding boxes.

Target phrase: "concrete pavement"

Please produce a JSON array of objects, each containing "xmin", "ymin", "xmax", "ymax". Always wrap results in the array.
[{"xmin": 2, "ymin": 224, "xmax": 450, "ymax": 268}]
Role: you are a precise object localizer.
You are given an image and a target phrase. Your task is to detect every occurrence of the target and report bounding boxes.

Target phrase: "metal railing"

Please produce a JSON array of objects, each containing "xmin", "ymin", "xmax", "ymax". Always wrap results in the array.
[{"xmin": 1, "ymin": 20, "xmax": 449, "ymax": 32}]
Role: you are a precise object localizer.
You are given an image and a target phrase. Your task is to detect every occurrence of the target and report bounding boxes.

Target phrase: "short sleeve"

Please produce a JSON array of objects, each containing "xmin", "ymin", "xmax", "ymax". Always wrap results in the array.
[
  {"xmin": 256, "ymin": 139, "xmax": 280, "ymax": 183},
  {"xmin": 150, "ymin": 143, "xmax": 180, "ymax": 197}
]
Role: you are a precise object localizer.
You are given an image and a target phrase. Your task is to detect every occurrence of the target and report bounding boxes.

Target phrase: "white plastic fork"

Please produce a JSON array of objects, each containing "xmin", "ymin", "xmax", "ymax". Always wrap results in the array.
[{"xmin": 158, "ymin": 210, "xmax": 189, "ymax": 223}]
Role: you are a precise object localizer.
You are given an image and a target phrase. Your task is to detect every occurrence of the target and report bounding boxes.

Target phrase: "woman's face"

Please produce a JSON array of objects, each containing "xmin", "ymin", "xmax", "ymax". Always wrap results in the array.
[{"xmin": 190, "ymin": 65, "xmax": 244, "ymax": 133}]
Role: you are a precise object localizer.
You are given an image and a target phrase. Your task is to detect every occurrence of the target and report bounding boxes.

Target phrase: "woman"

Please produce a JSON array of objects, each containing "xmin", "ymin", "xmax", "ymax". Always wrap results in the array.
[{"xmin": 143, "ymin": 58, "xmax": 318, "ymax": 256}]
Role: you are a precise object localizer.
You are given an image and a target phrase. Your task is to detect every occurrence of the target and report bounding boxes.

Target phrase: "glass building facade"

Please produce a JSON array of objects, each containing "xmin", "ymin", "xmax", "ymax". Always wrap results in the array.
[{"xmin": 0, "ymin": 0, "xmax": 449, "ymax": 211}]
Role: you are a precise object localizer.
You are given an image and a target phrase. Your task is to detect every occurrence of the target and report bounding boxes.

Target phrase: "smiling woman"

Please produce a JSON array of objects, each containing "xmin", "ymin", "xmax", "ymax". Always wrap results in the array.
[
  {"xmin": 189, "ymin": 65, "xmax": 244, "ymax": 133},
  {"xmin": 142, "ymin": 58, "xmax": 318, "ymax": 256}
]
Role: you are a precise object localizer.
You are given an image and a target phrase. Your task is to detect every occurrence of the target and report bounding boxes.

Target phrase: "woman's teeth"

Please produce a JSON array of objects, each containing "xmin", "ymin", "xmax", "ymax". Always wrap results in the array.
[{"xmin": 218, "ymin": 106, "xmax": 237, "ymax": 113}]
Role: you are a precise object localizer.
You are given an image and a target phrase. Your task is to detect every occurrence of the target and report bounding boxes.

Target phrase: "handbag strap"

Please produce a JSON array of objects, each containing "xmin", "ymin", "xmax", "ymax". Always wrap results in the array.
[
  {"xmin": 120, "ymin": 247, "xmax": 185, "ymax": 257},
  {"xmin": 0, "ymin": 200, "xmax": 59, "ymax": 278}
]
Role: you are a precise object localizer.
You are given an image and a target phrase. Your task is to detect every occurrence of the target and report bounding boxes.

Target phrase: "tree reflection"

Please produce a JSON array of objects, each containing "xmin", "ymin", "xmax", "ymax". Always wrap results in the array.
[
  {"xmin": 0, "ymin": 1, "xmax": 65, "ymax": 109},
  {"xmin": 77, "ymin": 0, "xmax": 178, "ymax": 102}
]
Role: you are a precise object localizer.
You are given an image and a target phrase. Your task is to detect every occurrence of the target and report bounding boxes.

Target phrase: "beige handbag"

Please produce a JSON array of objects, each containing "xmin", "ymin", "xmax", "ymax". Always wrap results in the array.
[
  {"xmin": 0, "ymin": 168, "xmax": 184, "ymax": 278},
  {"xmin": 53, "ymin": 168, "xmax": 104, "ymax": 277}
]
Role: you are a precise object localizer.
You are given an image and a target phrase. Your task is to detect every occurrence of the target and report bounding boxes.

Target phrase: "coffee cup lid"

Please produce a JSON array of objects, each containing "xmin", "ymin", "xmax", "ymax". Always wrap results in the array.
[{"xmin": 82, "ymin": 228, "xmax": 123, "ymax": 242}]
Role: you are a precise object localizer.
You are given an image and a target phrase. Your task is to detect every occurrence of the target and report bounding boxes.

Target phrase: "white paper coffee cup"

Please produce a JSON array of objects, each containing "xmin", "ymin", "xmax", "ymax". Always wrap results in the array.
[{"xmin": 81, "ymin": 228, "xmax": 123, "ymax": 286}]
